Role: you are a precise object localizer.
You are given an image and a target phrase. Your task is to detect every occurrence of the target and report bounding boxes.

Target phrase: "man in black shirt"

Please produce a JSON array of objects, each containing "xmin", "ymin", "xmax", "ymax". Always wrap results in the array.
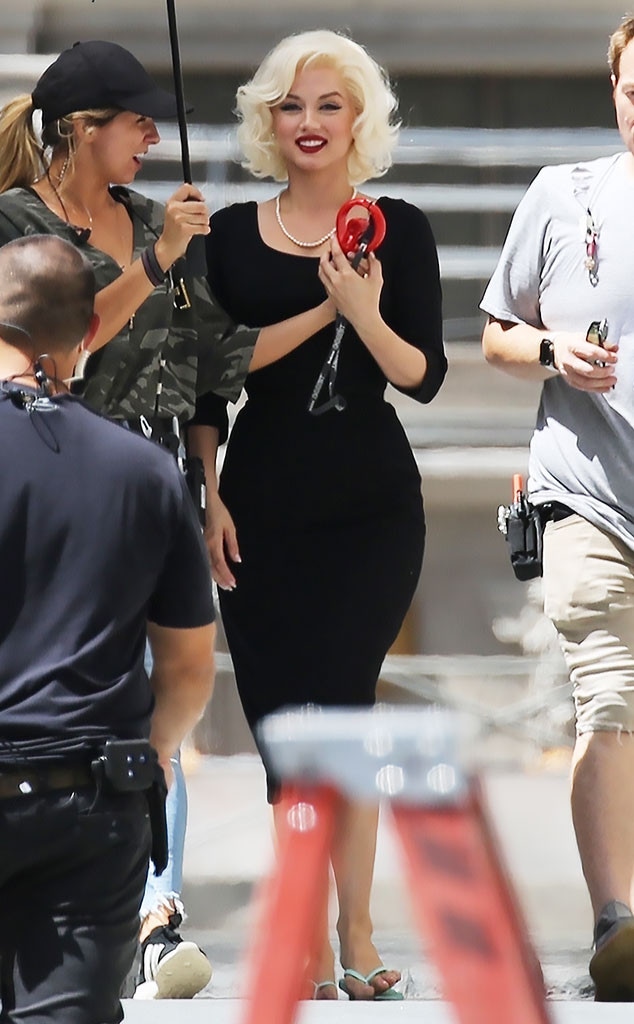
[{"xmin": 0, "ymin": 235, "xmax": 215, "ymax": 1023}]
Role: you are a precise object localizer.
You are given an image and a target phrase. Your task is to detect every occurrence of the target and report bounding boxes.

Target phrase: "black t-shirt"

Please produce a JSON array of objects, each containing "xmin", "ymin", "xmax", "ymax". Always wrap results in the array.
[{"xmin": 0, "ymin": 388, "xmax": 214, "ymax": 763}]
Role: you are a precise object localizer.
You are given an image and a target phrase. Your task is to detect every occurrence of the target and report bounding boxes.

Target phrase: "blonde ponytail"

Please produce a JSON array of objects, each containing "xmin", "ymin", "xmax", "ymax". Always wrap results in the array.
[{"xmin": 0, "ymin": 95, "xmax": 45, "ymax": 194}]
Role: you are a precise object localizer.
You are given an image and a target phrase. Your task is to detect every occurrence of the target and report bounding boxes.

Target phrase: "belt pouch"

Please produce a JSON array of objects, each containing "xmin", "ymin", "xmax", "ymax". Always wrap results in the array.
[
  {"xmin": 506, "ymin": 503, "xmax": 543, "ymax": 580},
  {"xmin": 91, "ymin": 740, "xmax": 168, "ymax": 875},
  {"xmin": 146, "ymin": 768, "xmax": 169, "ymax": 875}
]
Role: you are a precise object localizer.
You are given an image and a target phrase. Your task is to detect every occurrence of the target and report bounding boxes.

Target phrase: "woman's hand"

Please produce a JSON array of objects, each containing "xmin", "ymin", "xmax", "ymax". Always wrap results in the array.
[
  {"xmin": 318, "ymin": 233, "xmax": 383, "ymax": 331},
  {"xmin": 551, "ymin": 331, "xmax": 618, "ymax": 392},
  {"xmin": 205, "ymin": 491, "xmax": 240, "ymax": 590},
  {"xmin": 318, "ymin": 231, "xmax": 427, "ymax": 389},
  {"xmin": 154, "ymin": 183, "xmax": 211, "ymax": 270}
]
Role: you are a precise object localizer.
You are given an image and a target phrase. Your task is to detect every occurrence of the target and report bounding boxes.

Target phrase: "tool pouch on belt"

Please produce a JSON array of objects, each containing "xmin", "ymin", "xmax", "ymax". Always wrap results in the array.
[
  {"xmin": 497, "ymin": 474, "xmax": 543, "ymax": 581},
  {"xmin": 146, "ymin": 764, "xmax": 168, "ymax": 875},
  {"xmin": 91, "ymin": 739, "xmax": 168, "ymax": 875}
]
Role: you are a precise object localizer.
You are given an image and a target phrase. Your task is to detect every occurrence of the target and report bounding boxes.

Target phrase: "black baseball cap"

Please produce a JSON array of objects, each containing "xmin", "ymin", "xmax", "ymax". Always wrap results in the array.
[{"xmin": 32, "ymin": 40, "xmax": 181, "ymax": 124}]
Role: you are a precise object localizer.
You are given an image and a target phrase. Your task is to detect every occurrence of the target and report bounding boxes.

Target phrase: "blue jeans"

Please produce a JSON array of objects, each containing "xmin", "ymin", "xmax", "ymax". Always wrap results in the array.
[{"xmin": 140, "ymin": 646, "xmax": 188, "ymax": 920}]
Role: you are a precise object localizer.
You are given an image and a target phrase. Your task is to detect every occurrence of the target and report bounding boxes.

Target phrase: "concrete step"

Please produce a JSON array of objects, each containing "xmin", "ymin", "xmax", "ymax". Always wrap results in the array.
[{"xmin": 121, "ymin": 999, "xmax": 634, "ymax": 1022}]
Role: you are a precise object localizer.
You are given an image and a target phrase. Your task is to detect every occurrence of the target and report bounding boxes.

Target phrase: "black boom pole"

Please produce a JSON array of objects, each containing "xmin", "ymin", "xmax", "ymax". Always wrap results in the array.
[
  {"xmin": 165, "ymin": 0, "xmax": 206, "ymax": 276},
  {"xmin": 166, "ymin": 0, "xmax": 192, "ymax": 185}
]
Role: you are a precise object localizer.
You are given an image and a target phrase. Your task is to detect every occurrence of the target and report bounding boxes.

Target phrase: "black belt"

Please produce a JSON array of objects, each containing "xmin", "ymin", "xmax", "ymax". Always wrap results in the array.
[
  {"xmin": 0, "ymin": 764, "xmax": 93, "ymax": 800},
  {"xmin": 540, "ymin": 502, "xmax": 575, "ymax": 523}
]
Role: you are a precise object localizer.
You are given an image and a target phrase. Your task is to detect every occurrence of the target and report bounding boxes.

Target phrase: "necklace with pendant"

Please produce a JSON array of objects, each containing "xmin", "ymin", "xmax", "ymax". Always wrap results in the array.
[{"xmin": 47, "ymin": 176, "xmax": 94, "ymax": 245}]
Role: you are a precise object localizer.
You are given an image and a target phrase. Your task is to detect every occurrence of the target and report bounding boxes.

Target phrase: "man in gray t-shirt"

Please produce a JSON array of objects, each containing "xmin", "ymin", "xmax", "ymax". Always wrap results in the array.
[{"xmin": 481, "ymin": 14, "xmax": 634, "ymax": 1003}]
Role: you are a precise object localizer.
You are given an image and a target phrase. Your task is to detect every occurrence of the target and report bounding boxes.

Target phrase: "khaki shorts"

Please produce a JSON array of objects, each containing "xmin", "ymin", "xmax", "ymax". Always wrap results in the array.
[{"xmin": 542, "ymin": 514, "xmax": 634, "ymax": 734}]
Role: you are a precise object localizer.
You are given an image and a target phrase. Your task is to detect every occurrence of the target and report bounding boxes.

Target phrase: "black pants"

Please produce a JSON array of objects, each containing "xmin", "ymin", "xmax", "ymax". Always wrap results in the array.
[{"xmin": 0, "ymin": 787, "xmax": 151, "ymax": 1023}]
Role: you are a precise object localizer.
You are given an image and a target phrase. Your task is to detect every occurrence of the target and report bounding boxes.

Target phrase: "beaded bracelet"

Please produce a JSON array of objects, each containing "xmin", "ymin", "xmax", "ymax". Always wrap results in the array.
[{"xmin": 141, "ymin": 243, "xmax": 168, "ymax": 288}]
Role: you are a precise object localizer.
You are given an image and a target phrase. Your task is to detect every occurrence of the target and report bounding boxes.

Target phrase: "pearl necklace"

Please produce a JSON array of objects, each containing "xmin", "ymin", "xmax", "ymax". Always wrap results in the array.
[{"xmin": 275, "ymin": 189, "xmax": 357, "ymax": 248}]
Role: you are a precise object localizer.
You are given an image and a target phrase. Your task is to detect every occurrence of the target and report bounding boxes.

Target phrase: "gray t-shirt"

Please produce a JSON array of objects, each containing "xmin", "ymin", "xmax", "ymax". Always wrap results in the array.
[{"xmin": 481, "ymin": 152, "xmax": 634, "ymax": 551}]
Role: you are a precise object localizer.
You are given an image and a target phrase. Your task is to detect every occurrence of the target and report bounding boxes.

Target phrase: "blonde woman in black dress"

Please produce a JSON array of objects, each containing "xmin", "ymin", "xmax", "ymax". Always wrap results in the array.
[{"xmin": 190, "ymin": 29, "xmax": 447, "ymax": 1001}]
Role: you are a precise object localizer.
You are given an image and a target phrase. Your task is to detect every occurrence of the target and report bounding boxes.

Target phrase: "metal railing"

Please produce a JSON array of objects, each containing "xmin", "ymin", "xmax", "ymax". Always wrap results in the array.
[
  {"xmin": 214, "ymin": 651, "xmax": 572, "ymax": 755},
  {"xmin": 138, "ymin": 124, "xmax": 621, "ymax": 282}
]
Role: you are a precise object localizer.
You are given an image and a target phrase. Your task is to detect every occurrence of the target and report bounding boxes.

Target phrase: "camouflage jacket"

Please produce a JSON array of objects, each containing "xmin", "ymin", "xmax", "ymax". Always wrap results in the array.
[{"xmin": 0, "ymin": 187, "xmax": 258, "ymax": 422}]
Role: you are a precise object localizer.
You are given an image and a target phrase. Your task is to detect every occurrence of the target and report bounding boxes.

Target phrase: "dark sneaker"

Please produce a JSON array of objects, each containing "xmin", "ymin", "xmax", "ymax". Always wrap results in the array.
[
  {"xmin": 589, "ymin": 900, "xmax": 634, "ymax": 1001},
  {"xmin": 133, "ymin": 912, "xmax": 212, "ymax": 1000}
]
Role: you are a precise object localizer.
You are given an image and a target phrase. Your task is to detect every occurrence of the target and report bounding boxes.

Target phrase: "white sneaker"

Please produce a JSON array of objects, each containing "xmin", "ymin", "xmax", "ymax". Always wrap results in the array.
[{"xmin": 133, "ymin": 912, "xmax": 212, "ymax": 999}]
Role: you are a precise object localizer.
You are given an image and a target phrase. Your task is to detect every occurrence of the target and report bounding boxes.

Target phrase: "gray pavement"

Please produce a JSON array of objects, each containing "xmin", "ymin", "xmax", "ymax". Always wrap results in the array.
[{"xmin": 140, "ymin": 750, "xmax": 599, "ymax": 1014}]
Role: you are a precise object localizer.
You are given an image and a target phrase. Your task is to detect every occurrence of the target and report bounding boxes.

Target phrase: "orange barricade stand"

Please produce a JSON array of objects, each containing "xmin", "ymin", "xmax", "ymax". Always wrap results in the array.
[{"xmin": 239, "ymin": 708, "xmax": 554, "ymax": 1024}]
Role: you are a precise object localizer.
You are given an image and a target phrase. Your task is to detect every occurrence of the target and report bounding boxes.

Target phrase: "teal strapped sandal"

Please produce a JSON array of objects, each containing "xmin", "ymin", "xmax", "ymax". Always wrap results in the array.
[
  {"xmin": 312, "ymin": 980, "xmax": 338, "ymax": 1000},
  {"xmin": 339, "ymin": 967, "xmax": 403, "ymax": 1001}
]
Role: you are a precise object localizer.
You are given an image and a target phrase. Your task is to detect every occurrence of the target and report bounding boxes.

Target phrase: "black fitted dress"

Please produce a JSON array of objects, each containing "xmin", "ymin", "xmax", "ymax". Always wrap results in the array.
[{"xmin": 204, "ymin": 197, "xmax": 446, "ymax": 787}]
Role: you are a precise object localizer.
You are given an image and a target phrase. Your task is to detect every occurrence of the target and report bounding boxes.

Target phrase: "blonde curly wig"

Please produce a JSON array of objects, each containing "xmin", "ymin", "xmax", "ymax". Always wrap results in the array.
[{"xmin": 235, "ymin": 29, "xmax": 400, "ymax": 185}]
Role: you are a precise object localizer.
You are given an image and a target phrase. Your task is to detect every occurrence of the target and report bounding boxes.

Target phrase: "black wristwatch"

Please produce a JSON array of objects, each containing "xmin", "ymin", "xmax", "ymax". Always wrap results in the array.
[{"xmin": 539, "ymin": 337, "xmax": 558, "ymax": 371}]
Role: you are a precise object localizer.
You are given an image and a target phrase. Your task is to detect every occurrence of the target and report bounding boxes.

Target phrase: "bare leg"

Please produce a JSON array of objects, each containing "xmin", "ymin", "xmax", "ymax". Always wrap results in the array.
[
  {"xmin": 331, "ymin": 799, "xmax": 400, "ymax": 999},
  {"xmin": 271, "ymin": 802, "xmax": 338, "ymax": 1000},
  {"xmin": 309, "ymin": 893, "xmax": 338, "ymax": 999},
  {"xmin": 571, "ymin": 731, "xmax": 634, "ymax": 917}
]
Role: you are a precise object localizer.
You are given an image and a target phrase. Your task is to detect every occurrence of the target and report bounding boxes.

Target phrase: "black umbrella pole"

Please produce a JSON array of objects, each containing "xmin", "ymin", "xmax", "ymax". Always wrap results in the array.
[
  {"xmin": 166, "ymin": 0, "xmax": 206, "ymax": 276},
  {"xmin": 166, "ymin": 0, "xmax": 192, "ymax": 183}
]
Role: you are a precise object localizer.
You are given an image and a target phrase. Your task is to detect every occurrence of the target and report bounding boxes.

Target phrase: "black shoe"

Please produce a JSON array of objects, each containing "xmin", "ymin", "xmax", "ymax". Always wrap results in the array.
[
  {"xmin": 589, "ymin": 900, "xmax": 634, "ymax": 1001},
  {"xmin": 133, "ymin": 912, "xmax": 212, "ymax": 1000}
]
